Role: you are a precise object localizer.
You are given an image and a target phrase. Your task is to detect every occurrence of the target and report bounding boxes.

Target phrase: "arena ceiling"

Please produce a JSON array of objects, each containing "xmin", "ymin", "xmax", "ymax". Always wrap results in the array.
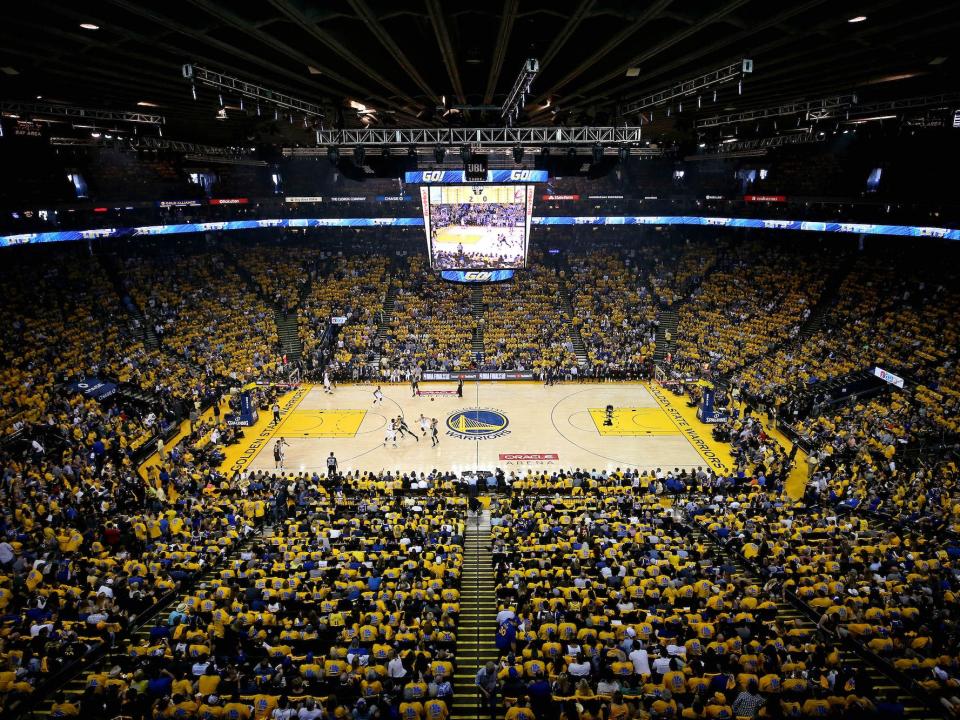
[{"xmin": 1, "ymin": 0, "xmax": 959, "ymax": 143}]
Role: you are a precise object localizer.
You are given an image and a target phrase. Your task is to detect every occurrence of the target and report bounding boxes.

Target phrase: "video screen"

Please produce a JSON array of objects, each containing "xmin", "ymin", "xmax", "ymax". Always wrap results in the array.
[{"xmin": 423, "ymin": 185, "xmax": 533, "ymax": 269}]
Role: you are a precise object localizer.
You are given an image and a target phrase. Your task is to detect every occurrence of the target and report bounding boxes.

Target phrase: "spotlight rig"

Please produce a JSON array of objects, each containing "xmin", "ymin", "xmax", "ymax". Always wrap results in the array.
[{"xmin": 501, "ymin": 58, "xmax": 539, "ymax": 127}]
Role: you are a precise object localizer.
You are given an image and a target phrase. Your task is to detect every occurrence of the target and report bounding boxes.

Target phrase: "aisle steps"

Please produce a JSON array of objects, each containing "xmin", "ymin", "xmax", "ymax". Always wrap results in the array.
[
  {"xmin": 275, "ymin": 307, "xmax": 303, "ymax": 361},
  {"xmin": 693, "ymin": 523, "xmax": 942, "ymax": 720},
  {"xmin": 471, "ymin": 287, "xmax": 485, "ymax": 362},
  {"xmin": 452, "ymin": 510, "xmax": 497, "ymax": 720},
  {"xmin": 654, "ymin": 307, "xmax": 678, "ymax": 363},
  {"xmin": 370, "ymin": 277, "xmax": 397, "ymax": 368},
  {"xmin": 557, "ymin": 281, "xmax": 589, "ymax": 367},
  {"xmin": 35, "ymin": 526, "xmax": 272, "ymax": 717}
]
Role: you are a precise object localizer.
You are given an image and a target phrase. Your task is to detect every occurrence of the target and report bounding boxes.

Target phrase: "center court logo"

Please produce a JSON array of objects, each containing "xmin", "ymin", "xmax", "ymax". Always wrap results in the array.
[{"xmin": 446, "ymin": 408, "xmax": 511, "ymax": 440}]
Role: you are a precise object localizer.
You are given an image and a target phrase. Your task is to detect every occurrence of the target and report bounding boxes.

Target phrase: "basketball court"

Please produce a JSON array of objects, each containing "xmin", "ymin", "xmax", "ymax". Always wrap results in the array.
[{"xmin": 238, "ymin": 381, "xmax": 735, "ymax": 477}]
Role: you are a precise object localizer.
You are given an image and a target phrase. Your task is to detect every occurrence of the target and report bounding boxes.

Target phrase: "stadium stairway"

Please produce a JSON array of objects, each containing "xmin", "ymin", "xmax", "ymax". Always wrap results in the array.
[
  {"xmin": 99, "ymin": 254, "xmax": 160, "ymax": 350},
  {"xmin": 371, "ymin": 277, "xmax": 398, "ymax": 368},
  {"xmin": 275, "ymin": 307, "xmax": 302, "ymax": 361},
  {"xmin": 797, "ymin": 254, "xmax": 855, "ymax": 342},
  {"xmin": 556, "ymin": 280, "xmax": 589, "ymax": 366},
  {"xmin": 654, "ymin": 306, "xmax": 678, "ymax": 364},
  {"xmin": 220, "ymin": 248, "xmax": 266, "ymax": 301},
  {"xmin": 452, "ymin": 509, "xmax": 497, "ymax": 720},
  {"xmin": 471, "ymin": 287, "xmax": 485, "ymax": 361},
  {"xmin": 719, "ymin": 254, "xmax": 856, "ymax": 381},
  {"xmin": 219, "ymin": 248, "xmax": 305, "ymax": 362},
  {"xmin": 692, "ymin": 521, "xmax": 944, "ymax": 720}
]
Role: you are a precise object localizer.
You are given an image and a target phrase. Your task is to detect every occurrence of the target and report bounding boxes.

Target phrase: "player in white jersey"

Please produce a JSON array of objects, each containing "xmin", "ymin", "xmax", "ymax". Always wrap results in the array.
[
  {"xmin": 323, "ymin": 370, "xmax": 332, "ymax": 394},
  {"xmin": 383, "ymin": 419, "xmax": 397, "ymax": 448},
  {"xmin": 418, "ymin": 413, "xmax": 430, "ymax": 436},
  {"xmin": 373, "ymin": 385, "xmax": 384, "ymax": 404}
]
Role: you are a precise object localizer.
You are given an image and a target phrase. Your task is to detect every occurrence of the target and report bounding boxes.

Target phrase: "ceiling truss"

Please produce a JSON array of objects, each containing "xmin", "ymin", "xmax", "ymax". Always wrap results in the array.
[{"xmin": 302, "ymin": 126, "xmax": 646, "ymax": 146}]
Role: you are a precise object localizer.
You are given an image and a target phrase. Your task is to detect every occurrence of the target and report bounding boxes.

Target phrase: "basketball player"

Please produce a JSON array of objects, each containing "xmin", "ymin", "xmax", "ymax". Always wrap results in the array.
[
  {"xmin": 323, "ymin": 369, "xmax": 333, "ymax": 395},
  {"xmin": 274, "ymin": 437, "xmax": 289, "ymax": 469},
  {"xmin": 430, "ymin": 418, "xmax": 440, "ymax": 447},
  {"xmin": 457, "ymin": 376, "xmax": 464, "ymax": 398},
  {"xmin": 383, "ymin": 419, "xmax": 397, "ymax": 448},
  {"xmin": 396, "ymin": 415, "xmax": 418, "ymax": 442},
  {"xmin": 418, "ymin": 413, "xmax": 430, "ymax": 437},
  {"xmin": 373, "ymin": 385, "xmax": 384, "ymax": 405},
  {"xmin": 411, "ymin": 373, "xmax": 419, "ymax": 397}
]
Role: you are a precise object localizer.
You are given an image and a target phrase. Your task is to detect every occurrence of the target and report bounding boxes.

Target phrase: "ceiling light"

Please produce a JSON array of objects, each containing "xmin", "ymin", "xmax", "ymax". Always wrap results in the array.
[
  {"xmin": 90, "ymin": 131, "xmax": 101, "ymax": 138},
  {"xmin": 864, "ymin": 72, "xmax": 924, "ymax": 84},
  {"xmin": 137, "ymin": 101, "xmax": 159, "ymax": 107},
  {"xmin": 36, "ymin": 95, "xmax": 42, "ymax": 99},
  {"xmin": 847, "ymin": 15, "xmax": 867, "ymax": 23},
  {"xmin": 307, "ymin": 65, "xmax": 322, "ymax": 75},
  {"xmin": 0, "ymin": 67, "xmax": 19, "ymax": 75},
  {"xmin": 625, "ymin": 68, "xmax": 641, "ymax": 77},
  {"xmin": 80, "ymin": 22, "xmax": 100, "ymax": 30},
  {"xmin": 930, "ymin": 56, "xmax": 948, "ymax": 66},
  {"xmin": 348, "ymin": 99, "xmax": 368, "ymax": 112},
  {"xmin": 846, "ymin": 114, "xmax": 897, "ymax": 124}
]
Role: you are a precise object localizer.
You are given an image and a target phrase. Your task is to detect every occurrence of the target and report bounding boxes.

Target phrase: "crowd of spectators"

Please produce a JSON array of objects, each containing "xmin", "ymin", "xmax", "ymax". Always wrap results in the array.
[
  {"xmin": 57, "ymin": 478, "xmax": 466, "ymax": 720},
  {"xmin": 701, "ymin": 492, "xmax": 960, "ymax": 716},
  {"xmin": 122, "ymin": 251, "xmax": 281, "ymax": 383},
  {"xmin": 301, "ymin": 254, "xmax": 389, "ymax": 380},
  {"xmin": 486, "ymin": 482, "xmax": 885, "ymax": 719},
  {"xmin": 380, "ymin": 254, "xmax": 476, "ymax": 375},
  {"xmin": 672, "ymin": 239, "xmax": 834, "ymax": 377},
  {"xmin": 481, "ymin": 255, "xmax": 577, "ymax": 374},
  {"xmin": 724, "ymin": 242, "xmax": 960, "ymax": 531},
  {"xmin": 566, "ymin": 245, "xmax": 658, "ymax": 379},
  {"xmin": 3, "ymin": 227, "xmax": 960, "ymax": 720}
]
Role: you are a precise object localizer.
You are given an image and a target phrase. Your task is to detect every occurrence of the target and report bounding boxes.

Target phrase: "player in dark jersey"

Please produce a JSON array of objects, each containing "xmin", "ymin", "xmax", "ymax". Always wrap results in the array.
[{"xmin": 395, "ymin": 415, "xmax": 419, "ymax": 442}]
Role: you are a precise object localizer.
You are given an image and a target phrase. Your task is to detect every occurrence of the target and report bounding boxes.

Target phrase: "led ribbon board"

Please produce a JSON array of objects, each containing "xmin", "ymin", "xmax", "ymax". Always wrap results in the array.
[{"xmin": 4, "ymin": 215, "xmax": 960, "ymax": 248}]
